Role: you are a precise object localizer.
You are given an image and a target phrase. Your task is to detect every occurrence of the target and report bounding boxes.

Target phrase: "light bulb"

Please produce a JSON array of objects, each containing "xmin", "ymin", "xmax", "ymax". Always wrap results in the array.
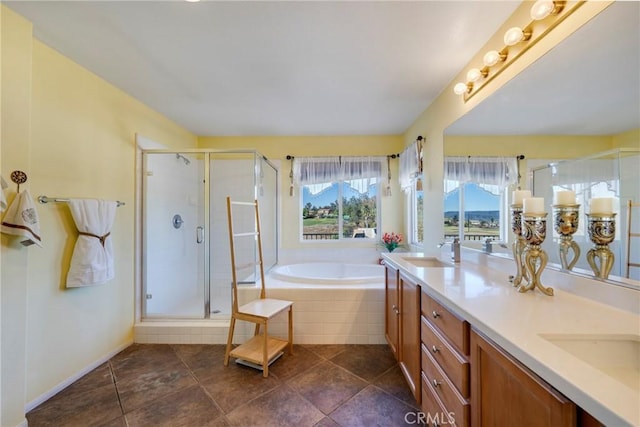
[
  {"xmin": 483, "ymin": 50, "xmax": 503, "ymax": 67},
  {"xmin": 530, "ymin": 0, "xmax": 555, "ymax": 20},
  {"xmin": 453, "ymin": 82, "xmax": 469, "ymax": 95},
  {"xmin": 466, "ymin": 68, "xmax": 482, "ymax": 83},
  {"xmin": 504, "ymin": 27, "xmax": 525, "ymax": 46}
]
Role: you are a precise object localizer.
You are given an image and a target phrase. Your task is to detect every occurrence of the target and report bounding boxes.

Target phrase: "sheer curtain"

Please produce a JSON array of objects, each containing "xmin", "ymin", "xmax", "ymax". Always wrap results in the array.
[
  {"xmin": 444, "ymin": 156, "xmax": 518, "ymax": 194},
  {"xmin": 293, "ymin": 156, "xmax": 341, "ymax": 195},
  {"xmin": 341, "ymin": 156, "xmax": 384, "ymax": 193},
  {"xmin": 294, "ymin": 156, "xmax": 385, "ymax": 194},
  {"xmin": 399, "ymin": 141, "xmax": 420, "ymax": 193}
]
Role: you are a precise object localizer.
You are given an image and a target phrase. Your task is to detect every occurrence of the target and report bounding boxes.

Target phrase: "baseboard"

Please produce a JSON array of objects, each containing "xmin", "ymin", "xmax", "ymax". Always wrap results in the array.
[{"xmin": 25, "ymin": 339, "xmax": 133, "ymax": 412}]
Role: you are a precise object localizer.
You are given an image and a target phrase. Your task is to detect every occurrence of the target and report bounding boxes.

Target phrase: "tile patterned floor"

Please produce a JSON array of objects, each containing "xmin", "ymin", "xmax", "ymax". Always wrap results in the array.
[{"xmin": 26, "ymin": 344, "xmax": 419, "ymax": 426}]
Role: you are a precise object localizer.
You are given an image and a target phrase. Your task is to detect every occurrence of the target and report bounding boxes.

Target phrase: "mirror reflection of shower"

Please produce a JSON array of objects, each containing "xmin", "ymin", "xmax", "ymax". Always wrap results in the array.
[{"xmin": 176, "ymin": 153, "xmax": 191, "ymax": 165}]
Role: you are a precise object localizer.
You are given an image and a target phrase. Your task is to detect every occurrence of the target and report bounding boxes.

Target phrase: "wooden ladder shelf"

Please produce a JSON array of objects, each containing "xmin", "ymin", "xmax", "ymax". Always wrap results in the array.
[{"xmin": 223, "ymin": 197, "xmax": 293, "ymax": 377}]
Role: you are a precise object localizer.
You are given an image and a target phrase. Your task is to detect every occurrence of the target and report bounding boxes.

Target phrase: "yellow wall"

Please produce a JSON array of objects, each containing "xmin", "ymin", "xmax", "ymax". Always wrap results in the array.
[
  {"xmin": 1, "ymin": 6, "xmax": 33, "ymax": 426},
  {"xmin": 198, "ymin": 136, "xmax": 406, "ymax": 246},
  {"xmin": 444, "ymin": 132, "xmax": 640, "ymax": 186},
  {"xmin": 444, "ymin": 135, "xmax": 612, "ymax": 159},
  {"xmin": 612, "ymin": 128, "xmax": 640, "ymax": 149},
  {"xmin": 1, "ymin": 5, "xmax": 196, "ymax": 423}
]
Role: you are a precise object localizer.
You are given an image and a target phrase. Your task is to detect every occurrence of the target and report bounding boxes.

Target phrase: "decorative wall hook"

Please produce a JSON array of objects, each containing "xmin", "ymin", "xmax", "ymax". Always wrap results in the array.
[{"xmin": 10, "ymin": 170, "xmax": 28, "ymax": 193}]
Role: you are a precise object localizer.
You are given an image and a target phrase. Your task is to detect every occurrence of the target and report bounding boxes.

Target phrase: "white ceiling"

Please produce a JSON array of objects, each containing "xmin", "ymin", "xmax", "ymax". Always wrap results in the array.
[
  {"xmin": 5, "ymin": 0, "xmax": 521, "ymax": 136},
  {"xmin": 446, "ymin": 1, "xmax": 640, "ymax": 136}
]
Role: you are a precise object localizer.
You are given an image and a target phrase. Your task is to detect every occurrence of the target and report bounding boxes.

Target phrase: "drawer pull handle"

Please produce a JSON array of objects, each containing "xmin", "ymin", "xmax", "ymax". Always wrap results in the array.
[
  {"xmin": 431, "ymin": 345, "xmax": 439, "ymax": 354},
  {"xmin": 392, "ymin": 305, "xmax": 399, "ymax": 315},
  {"xmin": 432, "ymin": 310, "xmax": 440, "ymax": 319},
  {"xmin": 432, "ymin": 378, "xmax": 441, "ymax": 388}
]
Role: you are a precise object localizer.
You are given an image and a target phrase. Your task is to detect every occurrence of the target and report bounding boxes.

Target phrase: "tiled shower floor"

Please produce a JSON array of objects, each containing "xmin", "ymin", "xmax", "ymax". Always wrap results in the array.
[{"xmin": 26, "ymin": 344, "xmax": 419, "ymax": 426}]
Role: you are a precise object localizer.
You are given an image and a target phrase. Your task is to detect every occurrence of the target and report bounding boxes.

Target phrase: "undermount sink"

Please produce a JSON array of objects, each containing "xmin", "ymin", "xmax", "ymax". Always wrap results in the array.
[
  {"xmin": 402, "ymin": 257, "xmax": 455, "ymax": 268},
  {"xmin": 539, "ymin": 333, "xmax": 640, "ymax": 392}
]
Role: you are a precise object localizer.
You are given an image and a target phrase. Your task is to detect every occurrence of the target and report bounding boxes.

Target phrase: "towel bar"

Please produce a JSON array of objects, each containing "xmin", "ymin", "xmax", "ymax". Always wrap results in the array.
[{"xmin": 38, "ymin": 195, "xmax": 125, "ymax": 207}]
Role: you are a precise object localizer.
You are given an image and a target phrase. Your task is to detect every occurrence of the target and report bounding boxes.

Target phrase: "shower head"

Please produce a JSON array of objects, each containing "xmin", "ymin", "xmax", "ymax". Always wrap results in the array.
[{"xmin": 176, "ymin": 153, "xmax": 191, "ymax": 165}]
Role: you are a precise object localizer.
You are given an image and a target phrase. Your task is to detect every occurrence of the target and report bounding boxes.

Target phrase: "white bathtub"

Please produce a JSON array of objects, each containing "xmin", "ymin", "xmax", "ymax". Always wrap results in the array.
[
  {"xmin": 259, "ymin": 262, "xmax": 386, "ymax": 344},
  {"xmin": 135, "ymin": 262, "xmax": 386, "ymax": 345},
  {"xmin": 270, "ymin": 262, "xmax": 384, "ymax": 285}
]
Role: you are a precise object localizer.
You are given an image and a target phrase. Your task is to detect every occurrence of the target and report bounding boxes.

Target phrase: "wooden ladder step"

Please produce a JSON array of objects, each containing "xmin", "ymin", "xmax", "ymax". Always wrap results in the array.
[{"xmin": 233, "ymin": 232, "xmax": 259, "ymax": 237}]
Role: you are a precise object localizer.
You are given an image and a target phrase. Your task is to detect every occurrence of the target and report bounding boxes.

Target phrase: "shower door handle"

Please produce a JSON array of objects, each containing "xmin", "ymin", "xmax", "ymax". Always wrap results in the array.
[{"xmin": 196, "ymin": 226, "xmax": 204, "ymax": 244}]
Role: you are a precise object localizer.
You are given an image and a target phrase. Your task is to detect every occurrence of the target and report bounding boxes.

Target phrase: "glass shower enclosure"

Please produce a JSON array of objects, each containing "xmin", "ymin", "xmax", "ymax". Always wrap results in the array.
[{"xmin": 141, "ymin": 149, "xmax": 278, "ymax": 319}]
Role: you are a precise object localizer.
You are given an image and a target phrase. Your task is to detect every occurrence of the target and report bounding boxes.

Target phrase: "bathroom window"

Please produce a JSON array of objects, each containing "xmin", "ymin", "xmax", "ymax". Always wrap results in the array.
[
  {"xmin": 399, "ymin": 140, "xmax": 423, "ymax": 245},
  {"xmin": 444, "ymin": 182, "xmax": 505, "ymax": 241},
  {"xmin": 444, "ymin": 156, "xmax": 518, "ymax": 243},
  {"xmin": 296, "ymin": 156, "xmax": 383, "ymax": 241},
  {"xmin": 410, "ymin": 185, "xmax": 424, "ymax": 244}
]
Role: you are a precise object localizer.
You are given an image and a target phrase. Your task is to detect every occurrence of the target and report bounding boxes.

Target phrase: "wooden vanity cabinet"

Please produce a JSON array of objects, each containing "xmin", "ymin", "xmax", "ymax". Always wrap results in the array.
[
  {"xmin": 384, "ymin": 262, "xmax": 399, "ymax": 360},
  {"xmin": 471, "ymin": 328, "xmax": 577, "ymax": 427},
  {"xmin": 399, "ymin": 272, "xmax": 421, "ymax": 403},
  {"xmin": 421, "ymin": 291, "xmax": 470, "ymax": 427},
  {"xmin": 384, "ymin": 262, "xmax": 421, "ymax": 403}
]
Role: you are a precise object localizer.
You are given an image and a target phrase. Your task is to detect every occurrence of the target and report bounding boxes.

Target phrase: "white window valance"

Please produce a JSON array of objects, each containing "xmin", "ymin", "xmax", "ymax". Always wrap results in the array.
[
  {"xmin": 293, "ymin": 156, "xmax": 385, "ymax": 195},
  {"xmin": 444, "ymin": 156, "xmax": 518, "ymax": 195},
  {"xmin": 399, "ymin": 141, "xmax": 421, "ymax": 193}
]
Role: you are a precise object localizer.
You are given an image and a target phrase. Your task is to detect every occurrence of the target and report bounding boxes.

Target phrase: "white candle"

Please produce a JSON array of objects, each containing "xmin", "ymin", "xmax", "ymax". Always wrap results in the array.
[
  {"xmin": 589, "ymin": 197, "xmax": 613, "ymax": 214},
  {"xmin": 512, "ymin": 190, "xmax": 531, "ymax": 205},
  {"xmin": 523, "ymin": 197, "xmax": 545, "ymax": 214},
  {"xmin": 554, "ymin": 190, "xmax": 576, "ymax": 205}
]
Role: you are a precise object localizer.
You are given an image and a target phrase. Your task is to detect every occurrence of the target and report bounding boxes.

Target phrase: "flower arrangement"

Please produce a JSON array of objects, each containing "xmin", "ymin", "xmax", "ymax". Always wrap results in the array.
[{"xmin": 382, "ymin": 232, "xmax": 403, "ymax": 252}]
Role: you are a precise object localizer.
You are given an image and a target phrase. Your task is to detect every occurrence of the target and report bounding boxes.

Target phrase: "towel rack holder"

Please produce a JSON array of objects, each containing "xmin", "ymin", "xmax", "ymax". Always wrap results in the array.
[{"xmin": 38, "ymin": 195, "xmax": 125, "ymax": 207}]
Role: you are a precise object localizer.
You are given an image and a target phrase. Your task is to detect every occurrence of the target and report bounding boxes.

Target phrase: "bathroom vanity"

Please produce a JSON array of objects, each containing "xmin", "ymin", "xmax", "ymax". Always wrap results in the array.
[{"xmin": 382, "ymin": 251, "xmax": 639, "ymax": 427}]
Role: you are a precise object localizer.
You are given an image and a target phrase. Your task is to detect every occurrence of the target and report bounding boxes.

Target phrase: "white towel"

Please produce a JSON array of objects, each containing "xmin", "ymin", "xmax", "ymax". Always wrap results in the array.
[
  {"xmin": 1, "ymin": 189, "xmax": 42, "ymax": 246},
  {"xmin": 1, "ymin": 176, "xmax": 8, "ymax": 212},
  {"xmin": 66, "ymin": 199, "xmax": 117, "ymax": 287}
]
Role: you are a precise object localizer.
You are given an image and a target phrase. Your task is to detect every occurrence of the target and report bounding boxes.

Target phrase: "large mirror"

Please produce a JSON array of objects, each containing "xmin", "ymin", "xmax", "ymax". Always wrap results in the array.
[{"xmin": 443, "ymin": 1, "xmax": 640, "ymax": 286}]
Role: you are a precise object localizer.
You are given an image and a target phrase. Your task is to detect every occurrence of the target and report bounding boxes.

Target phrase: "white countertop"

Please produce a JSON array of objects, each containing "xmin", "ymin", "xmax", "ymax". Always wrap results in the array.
[{"xmin": 382, "ymin": 250, "xmax": 640, "ymax": 427}]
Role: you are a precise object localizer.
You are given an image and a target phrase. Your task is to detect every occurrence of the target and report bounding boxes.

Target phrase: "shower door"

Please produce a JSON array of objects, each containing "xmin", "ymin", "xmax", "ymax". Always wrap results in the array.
[
  {"xmin": 141, "ymin": 149, "xmax": 278, "ymax": 319},
  {"xmin": 142, "ymin": 152, "xmax": 207, "ymax": 318}
]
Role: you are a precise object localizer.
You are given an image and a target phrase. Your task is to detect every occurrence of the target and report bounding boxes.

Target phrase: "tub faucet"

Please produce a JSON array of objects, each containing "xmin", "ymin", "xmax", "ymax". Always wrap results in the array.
[{"xmin": 438, "ymin": 238, "xmax": 461, "ymax": 263}]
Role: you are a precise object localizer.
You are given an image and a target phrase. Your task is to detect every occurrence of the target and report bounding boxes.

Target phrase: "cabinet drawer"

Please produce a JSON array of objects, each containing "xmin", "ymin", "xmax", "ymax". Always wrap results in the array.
[
  {"xmin": 421, "ymin": 317, "xmax": 470, "ymax": 398},
  {"xmin": 422, "ymin": 347, "xmax": 470, "ymax": 427},
  {"xmin": 421, "ymin": 292, "xmax": 469, "ymax": 355},
  {"xmin": 422, "ymin": 374, "xmax": 457, "ymax": 427}
]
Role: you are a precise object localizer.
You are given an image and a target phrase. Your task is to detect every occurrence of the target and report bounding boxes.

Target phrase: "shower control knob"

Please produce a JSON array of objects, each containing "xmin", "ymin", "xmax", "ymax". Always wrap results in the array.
[{"xmin": 172, "ymin": 214, "xmax": 184, "ymax": 229}]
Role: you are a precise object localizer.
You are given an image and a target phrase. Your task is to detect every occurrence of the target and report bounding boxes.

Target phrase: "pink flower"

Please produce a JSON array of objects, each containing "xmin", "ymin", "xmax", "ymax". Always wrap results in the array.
[{"xmin": 382, "ymin": 232, "xmax": 403, "ymax": 252}]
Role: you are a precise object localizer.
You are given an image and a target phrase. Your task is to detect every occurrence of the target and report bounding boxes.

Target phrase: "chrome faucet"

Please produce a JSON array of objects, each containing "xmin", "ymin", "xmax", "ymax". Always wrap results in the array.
[
  {"xmin": 438, "ymin": 237, "xmax": 461, "ymax": 262},
  {"xmin": 483, "ymin": 237, "xmax": 493, "ymax": 253}
]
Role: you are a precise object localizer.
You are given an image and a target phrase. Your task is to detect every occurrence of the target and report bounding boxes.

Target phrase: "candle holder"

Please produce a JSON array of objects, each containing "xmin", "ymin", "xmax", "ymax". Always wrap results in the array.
[
  {"xmin": 509, "ymin": 205, "xmax": 528, "ymax": 287},
  {"xmin": 552, "ymin": 204, "xmax": 581, "ymax": 271},
  {"xmin": 519, "ymin": 213, "xmax": 554, "ymax": 296},
  {"xmin": 586, "ymin": 213, "xmax": 616, "ymax": 280}
]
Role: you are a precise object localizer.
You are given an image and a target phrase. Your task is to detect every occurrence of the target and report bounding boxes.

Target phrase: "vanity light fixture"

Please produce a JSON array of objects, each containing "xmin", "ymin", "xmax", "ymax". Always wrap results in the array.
[
  {"xmin": 530, "ymin": 0, "xmax": 564, "ymax": 21},
  {"xmin": 453, "ymin": 82, "xmax": 472, "ymax": 95},
  {"xmin": 483, "ymin": 50, "xmax": 507, "ymax": 67},
  {"xmin": 504, "ymin": 26, "xmax": 532, "ymax": 46},
  {"xmin": 466, "ymin": 68, "xmax": 488, "ymax": 83},
  {"xmin": 453, "ymin": 1, "xmax": 584, "ymax": 101}
]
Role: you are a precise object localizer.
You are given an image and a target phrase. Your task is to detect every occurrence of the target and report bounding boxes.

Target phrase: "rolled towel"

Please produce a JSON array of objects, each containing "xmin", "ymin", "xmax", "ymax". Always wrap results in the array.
[
  {"xmin": 66, "ymin": 199, "xmax": 117, "ymax": 287},
  {"xmin": 1, "ymin": 189, "xmax": 42, "ymax": 247},
  {"xmin": 0, "ymin": 176, "xmax": 7, "ymax": 212}
]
